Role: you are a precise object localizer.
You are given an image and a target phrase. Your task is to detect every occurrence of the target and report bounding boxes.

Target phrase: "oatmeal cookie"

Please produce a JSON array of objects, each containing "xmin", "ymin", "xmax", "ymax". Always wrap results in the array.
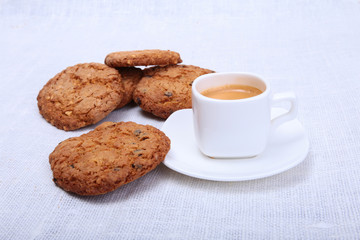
[
  {"xmin": 49, "ymin": 121, "xmax": 171, "ymax": 196},
  {"xmin": 133, "ymin": 64, "xmax": 214, "ymax": 119},
  {"xmin": 105, "ymin": 49, "xmax": 182, "ymax": 68},
  {"xmin": 116, "ymin": 67, "xmax": 143, "ymax": 109},
  {"xmin": 37, "ymin": 63, "xmax": 124, "ymax": 131}
]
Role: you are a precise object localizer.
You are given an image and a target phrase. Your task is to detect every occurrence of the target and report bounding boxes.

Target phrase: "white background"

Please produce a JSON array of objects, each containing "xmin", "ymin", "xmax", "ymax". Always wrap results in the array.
[{"xmin": 1, "ymin": 0, "xmax": 360, "ymax": 239}]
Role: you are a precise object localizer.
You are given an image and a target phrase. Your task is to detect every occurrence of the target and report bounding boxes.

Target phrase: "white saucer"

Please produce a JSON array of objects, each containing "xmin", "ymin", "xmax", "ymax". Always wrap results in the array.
[{"xmin": 161, "ymin": 108, "xmax": 309, "ymax": 181}]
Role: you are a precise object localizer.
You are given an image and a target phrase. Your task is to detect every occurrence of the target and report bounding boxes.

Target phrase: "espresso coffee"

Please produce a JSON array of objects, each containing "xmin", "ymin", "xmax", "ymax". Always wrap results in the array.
[{"xmin": 201, "ymin": 84, "xmax": 263, "ymax": 100}]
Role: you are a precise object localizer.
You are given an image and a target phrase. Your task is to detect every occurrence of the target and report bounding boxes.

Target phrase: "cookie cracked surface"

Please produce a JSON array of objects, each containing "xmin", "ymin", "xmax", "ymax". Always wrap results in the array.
[
  {"xmin": 37, "ymin": 63, "xmax": 124, "ymax": 131},
  {"xmin": 49, "ymin": 121, "xmax": 171, "ymax": 196},
  {"xmin": 133, "ymin": 64, "xmax": 214, "ymax": 119},
  {"xmin": 105, "ymin": 49, "xmax": 182, "ymax": 67}
]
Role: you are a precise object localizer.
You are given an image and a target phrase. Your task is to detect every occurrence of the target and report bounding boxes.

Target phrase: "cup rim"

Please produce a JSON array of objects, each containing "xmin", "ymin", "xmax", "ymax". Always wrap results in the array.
[{"xmin": 192, "ymin": 72, "xmax": 270, "ymax": 102}]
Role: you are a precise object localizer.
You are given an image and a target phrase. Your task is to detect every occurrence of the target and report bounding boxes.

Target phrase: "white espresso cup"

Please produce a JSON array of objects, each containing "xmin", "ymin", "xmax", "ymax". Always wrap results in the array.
[{"xmin": 192, "ymin": 72, "xmax": 298, "ymax": 158}]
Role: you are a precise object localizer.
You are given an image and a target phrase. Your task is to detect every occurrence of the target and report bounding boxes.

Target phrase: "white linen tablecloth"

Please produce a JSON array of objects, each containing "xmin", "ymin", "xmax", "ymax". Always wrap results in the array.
[{"xmin": 1, "ymin": 0, "xmax": 360, "ymax": 239}]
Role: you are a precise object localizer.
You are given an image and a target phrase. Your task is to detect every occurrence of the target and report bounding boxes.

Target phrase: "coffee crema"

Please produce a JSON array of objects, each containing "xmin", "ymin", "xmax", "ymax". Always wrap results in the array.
[{"xmin": 201, "ymin": 84, "xmax": 263, "ymax": 100}]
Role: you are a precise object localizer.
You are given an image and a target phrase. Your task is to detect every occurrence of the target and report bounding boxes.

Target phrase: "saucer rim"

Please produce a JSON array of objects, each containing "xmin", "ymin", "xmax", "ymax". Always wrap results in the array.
[{"xmin": 161, "ymin": 109, "xmax": 310, "ymax": 182}]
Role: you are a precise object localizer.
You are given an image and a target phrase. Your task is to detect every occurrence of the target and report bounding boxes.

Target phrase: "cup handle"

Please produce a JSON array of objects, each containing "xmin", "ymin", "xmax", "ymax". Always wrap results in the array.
[{"xmin": 271, "ymin": 92, "xmax": 298, "ymax": 130}]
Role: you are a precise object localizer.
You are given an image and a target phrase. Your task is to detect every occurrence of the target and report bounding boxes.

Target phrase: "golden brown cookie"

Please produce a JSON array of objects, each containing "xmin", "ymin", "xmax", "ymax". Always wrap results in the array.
[
  {"xmin": 105, "ymin": 49, "xmax": 182, "ymax": 68},
  {"xmin": 116, "ymin": 67, "xmax": 143, "ymax": 109},
  {"xmin": 133, "ymin": 64, "xmax": 214, "ymax": 119},
  {"xmin": 49, "ymin": 121, "xmax": 171, "ymax": 196},
  {"xmin": 37, "ymin": 63, "xmax": 124, "ymax": 131}
]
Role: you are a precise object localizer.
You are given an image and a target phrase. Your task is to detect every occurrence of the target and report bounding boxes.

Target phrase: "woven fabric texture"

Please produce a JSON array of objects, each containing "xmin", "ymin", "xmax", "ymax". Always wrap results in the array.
[{"xmin": 0, "ymin": 0, "xmax": 360, "ymax": 239}]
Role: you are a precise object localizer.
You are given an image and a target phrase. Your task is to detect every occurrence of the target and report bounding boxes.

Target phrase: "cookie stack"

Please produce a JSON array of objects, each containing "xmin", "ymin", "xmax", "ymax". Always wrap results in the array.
[
  {"xmin": 107, "ymin": 50, "xmax": 214, "ymax": 119},
  {"xmin": 38, "ymin": 49, "xmax": 214, "ymax": 131},
  {"xmin": 37, "ymin": 49, "xmax": 214, "ymax": 196}
]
